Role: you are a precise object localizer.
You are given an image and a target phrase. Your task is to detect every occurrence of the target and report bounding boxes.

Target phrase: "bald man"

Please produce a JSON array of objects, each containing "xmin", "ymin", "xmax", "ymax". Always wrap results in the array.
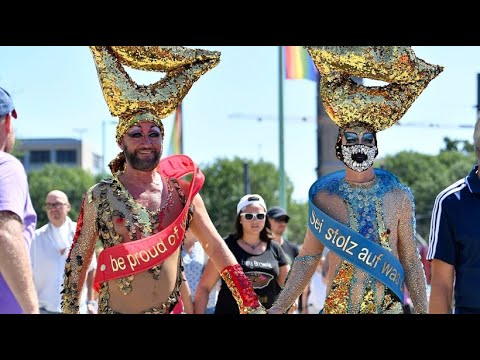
[{"xmin": 30, "ymin": 190, "xmax": 97, "ymax": 314}]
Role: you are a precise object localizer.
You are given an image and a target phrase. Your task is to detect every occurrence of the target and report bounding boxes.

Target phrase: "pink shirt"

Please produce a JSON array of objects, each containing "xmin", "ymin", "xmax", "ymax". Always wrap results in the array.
[{"xmin": 0, "ymin": 151, "xmax": 37, "ymax": 313}]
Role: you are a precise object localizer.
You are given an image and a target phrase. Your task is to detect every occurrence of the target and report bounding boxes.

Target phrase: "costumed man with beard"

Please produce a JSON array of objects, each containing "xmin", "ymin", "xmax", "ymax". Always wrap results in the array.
[
  {"xmin": 268, "ymin": 46, "xmax": 442, "ymax": 314},
  {"xmin": 61, "ymin": 47, "xmax": 265, "ymax": 314}
]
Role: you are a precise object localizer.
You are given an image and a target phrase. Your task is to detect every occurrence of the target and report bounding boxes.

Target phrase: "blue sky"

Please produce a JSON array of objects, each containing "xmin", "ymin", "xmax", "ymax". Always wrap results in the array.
[{"xmin": 0, "ymin": 46, "xmax": 477, "ymax": 201}]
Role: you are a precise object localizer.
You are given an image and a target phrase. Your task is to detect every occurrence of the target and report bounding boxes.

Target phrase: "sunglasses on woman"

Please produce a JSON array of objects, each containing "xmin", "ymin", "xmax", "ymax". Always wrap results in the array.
[{"xmin": 240, "ymin": 213, "xmax": 266, "ymax": 221}]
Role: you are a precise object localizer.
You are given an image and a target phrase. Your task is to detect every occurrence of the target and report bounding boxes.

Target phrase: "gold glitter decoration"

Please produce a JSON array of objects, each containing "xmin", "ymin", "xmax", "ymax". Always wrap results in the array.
[
  {"xmin": 61, "ymin": 190, "xmax": 99, "ymax": 314},
  {"xmin": 89, "ymin": 46, "xmax": 221, "ymax": 142},
  {"xmin": 305, "ymin": 46, "xmax": 443, "ymax": 132},
  {"xmin": 306, "ymin": 46, "xmax": 442, "ymax": 84},
  {"xmin": 220, "ymin": 266, "xmax": 267, "ymax": 314},
  {"xmin": 323, "ymin": 261, "xmax": 354, "ymax": 314}
]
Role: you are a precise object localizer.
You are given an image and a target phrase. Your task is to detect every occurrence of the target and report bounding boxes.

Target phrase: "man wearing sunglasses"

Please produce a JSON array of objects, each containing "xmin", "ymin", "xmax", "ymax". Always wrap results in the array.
[{"xmin": 269, "ymin": 46, "xmax": 442, "ymax": 314}]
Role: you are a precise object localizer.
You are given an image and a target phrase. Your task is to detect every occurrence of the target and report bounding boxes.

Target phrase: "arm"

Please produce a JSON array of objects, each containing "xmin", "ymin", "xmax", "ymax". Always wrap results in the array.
[
  {"xmin": 180, "ymin": 272, "xmax": 194, "ymax": 314},
  {"xmin": 397, "ymin": 190, "xmax": 428, "ymax": 314},
  {"xmin": 86, "ymin": 266, "xmax": 97, "ymax": 314},
  {"xmin": 301, "ymin": 282, "xmax": 310, "ymax": 314},
  {"xmin": 189, "ymin": 194, "xmax": 264, "ymax": 313},
  {"xmin": 275, "ymin": 244, "xmax": 291, "ymax": 287},
  {"xmin": 268, "ymin": 228, "xmax": 323, "ymax": 314},
  {"xmin": 62, "ymin": 192, "xmax": 98, "ymax": 314},
  {"xmin": 194, "ymin": 258, "xmax": 220, "ymax": 314},
  {"xmin": 428, "ymin": 259, "xmax": 454, "ymax": 313},
  {"xmin": 0, "ymin": 211, "xmax": 39, "ymax": 314},
  {"xmin": 279, "ymin": 264, "xmax": 298, "ymax": 314},
  {"xmin": 277, "ymin": 264, "xmax": 290, "ymax": 287},
  {"xmin": 426, "ymin": 190, "xmax": 456, "ymax": 314}
]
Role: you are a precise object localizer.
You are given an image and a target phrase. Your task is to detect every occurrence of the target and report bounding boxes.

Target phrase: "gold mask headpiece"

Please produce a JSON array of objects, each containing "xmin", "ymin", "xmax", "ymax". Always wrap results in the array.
[
  {"xmin": 305, "ymin": 46, "xmax": 443, "ymax": 132},
  {"xmin": 90, "ymin": 46, "xmax": 221, "ymax": 142}
]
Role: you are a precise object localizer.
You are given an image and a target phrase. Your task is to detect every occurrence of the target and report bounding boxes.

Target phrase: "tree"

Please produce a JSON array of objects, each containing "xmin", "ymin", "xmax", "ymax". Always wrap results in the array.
[
  {"xmin": 28, "ymin": 165, "xmax": 97, "ymax": 228},
  {"xmin": 441, "ymin": 136, "xmax": 475, "ymax": 154},
  {"xmin": 199, "ymin": 157, "xmax": 308, "ymax": 244},
  {"xmin": 285, "ymin": 200, "xmax": 309, "ymax": 245},
  {"xmin": 379, "ymin": 139, "xmax": 476, "ymax": 239}
]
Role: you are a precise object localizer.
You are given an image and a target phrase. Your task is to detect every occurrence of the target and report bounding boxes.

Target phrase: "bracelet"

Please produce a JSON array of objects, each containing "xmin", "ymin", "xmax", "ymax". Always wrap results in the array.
[{"xmin": 220, "ymin": 264, "xmax": 264, "ymax": 314}]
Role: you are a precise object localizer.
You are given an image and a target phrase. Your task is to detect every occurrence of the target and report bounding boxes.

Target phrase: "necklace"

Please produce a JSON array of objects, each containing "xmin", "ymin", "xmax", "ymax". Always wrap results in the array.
[
  {"xmin": 240, "ymin": 239, "xmax": 263, "ymax": 250},
  {"xmin": 112, "ymin": 172, "xmax": 174, "ymax": 237}
]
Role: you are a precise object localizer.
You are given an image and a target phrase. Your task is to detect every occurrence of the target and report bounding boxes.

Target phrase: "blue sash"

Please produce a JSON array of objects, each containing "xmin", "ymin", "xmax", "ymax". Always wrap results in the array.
[{"xmin": 308, "ymin": 183, "xmax": 405, "ymax": 303}]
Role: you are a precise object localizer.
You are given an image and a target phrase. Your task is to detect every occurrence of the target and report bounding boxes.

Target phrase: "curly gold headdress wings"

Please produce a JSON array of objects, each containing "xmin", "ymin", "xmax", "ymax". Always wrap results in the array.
[
  {"xmin": 305, "ymin": 46, "xmax": 443, "ymax": 132},
  {"xmin": 90, "ymin": 46, "xmax": 220, "ymax": 142}
]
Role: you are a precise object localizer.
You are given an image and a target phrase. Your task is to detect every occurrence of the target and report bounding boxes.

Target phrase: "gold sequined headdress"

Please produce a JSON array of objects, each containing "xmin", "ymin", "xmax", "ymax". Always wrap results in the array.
[
  {"xmin": 90, "ymin": 46, "xmax": 221, "ymax": 142},
  {"xmin": 305, "ymin": 46, "xmax": 443, "ymax": 132}
]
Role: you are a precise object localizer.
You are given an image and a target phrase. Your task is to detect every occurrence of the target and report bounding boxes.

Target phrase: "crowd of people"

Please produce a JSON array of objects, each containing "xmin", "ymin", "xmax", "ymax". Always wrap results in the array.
[{"xmin": 1, "ymin": 46, "xmax": 479, "ymax": 315}]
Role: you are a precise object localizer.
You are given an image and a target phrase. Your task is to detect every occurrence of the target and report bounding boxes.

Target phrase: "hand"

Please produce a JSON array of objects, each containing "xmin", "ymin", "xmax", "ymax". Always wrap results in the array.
[
  {"xmin": 287, "ymin": 302, "xmax": 298, "ymax": 314},
  {"xmin": 87, "ymin": 301, "xmax": 98, "ymax": 314},
  {"xmin": 267, "ymin": 307, "xmax": 283, "ymax": 314}
]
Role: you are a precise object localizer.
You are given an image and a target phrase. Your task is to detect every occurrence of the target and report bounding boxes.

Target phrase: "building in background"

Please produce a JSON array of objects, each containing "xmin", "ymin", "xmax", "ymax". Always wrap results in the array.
[{"xmin": 16, "ymin": 138, "xmax": 102, "ymax": 175}]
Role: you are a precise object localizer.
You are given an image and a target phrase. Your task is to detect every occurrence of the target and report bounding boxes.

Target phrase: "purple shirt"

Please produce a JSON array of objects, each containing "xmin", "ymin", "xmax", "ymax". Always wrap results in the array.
[{"xmin": 0, "ymin": 151, "xmax": 37, "ymax": 314}]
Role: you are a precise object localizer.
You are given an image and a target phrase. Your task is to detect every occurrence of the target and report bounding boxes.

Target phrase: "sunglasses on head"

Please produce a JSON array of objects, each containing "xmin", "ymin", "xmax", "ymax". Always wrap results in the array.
[
  {"xmin": 344, "ymin": 131, "xmax": 375, "ymax": 146},
  {"xmin": 240, "ymin": 213, "xmax": 266, "ymax": 221}
]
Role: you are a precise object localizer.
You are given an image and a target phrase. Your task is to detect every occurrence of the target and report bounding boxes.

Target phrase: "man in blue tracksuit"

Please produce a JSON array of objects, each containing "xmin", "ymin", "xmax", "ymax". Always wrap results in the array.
[{"xmin": 427, "ymin": 116, "xmax": 480, "ymax": 314}]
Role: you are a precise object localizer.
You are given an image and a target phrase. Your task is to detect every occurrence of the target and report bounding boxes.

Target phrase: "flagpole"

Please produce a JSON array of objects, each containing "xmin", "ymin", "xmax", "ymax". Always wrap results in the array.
[
  {"xmin": 316, "ymin": 75, "xmax": 322, "ymax": 178},
  {"xmin": 278, "ymin": 46, "xmax": 286, "ymax": 211},
  {"xmin": 179, "ymin": 103, "xmax": 183, "ymax": 154}
]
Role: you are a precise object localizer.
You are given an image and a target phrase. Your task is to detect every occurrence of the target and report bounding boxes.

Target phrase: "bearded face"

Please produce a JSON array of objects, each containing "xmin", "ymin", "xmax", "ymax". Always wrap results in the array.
[
  {"xmin": 123, "ymin": 143, "xmax": 161, "ymax": 171},
  {"xmin": 336, "ymin": 127, "xmax": 378, "ymax": 172}
]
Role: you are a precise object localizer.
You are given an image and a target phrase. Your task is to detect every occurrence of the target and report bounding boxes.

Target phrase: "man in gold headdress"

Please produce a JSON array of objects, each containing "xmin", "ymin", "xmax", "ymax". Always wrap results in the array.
[
  {"xmin": 61, "ymin": 46, "xmax": 265, "ymax": 314},
  {"xmin": 268, "ymin": 46, "xmax": 442, "ymax": 314}
]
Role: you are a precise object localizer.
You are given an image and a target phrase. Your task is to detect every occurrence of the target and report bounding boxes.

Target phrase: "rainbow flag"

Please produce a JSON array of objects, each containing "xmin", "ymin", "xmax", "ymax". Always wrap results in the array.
[
  {"xmin": 284, "ymin": 46, "xmax": 318, "ymax": 81},
  {"xmin": 168, "ymin": 103, "xmax": 183, "ymax": 155}
]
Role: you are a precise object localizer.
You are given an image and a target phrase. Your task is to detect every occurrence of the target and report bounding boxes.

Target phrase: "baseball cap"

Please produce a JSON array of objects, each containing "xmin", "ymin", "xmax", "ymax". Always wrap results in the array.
[
  {"xmin": 0, "ymin": 87, "xmax": 17, "ymax": 119},
  {"xmin": 236, "ymin": 194, "xmax": 267, "ymax": 214},
  {"xmin": 266, "ymin": 206, "xmax": 290, "ymax": 222}
]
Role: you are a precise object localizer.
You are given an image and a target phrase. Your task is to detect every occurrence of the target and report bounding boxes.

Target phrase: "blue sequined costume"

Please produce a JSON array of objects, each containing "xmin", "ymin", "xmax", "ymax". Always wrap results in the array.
[{"xmin": 310, "ymin": 169, "xmax": 427, "ymax": 313}]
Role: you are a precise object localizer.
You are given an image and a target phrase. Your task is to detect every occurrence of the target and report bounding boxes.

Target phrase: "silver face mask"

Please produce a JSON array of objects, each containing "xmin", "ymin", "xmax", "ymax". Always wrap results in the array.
[{"xmin": 341, "ymin": 144, "xmax": 378, "ymax": 172}]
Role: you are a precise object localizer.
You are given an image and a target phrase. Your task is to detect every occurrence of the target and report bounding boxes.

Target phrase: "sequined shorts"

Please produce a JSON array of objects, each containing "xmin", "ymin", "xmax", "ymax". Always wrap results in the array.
[
  {"xmin": 99, "ymin": 290, "xmax": 180, "ymax": 314},
  {"xmin": 101, "ymin": 299, "xmax": 180, "ymax": 314}
]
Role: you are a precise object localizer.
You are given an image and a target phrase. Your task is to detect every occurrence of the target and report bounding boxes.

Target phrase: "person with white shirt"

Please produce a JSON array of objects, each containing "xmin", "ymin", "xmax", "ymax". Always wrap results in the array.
[
  {"xmin": 182, "ymin": 230, "xmax": 219, "ymax": 314},
  {"xmin": 30, "ymin": 190, "xmax": 97, "ymax": 314},
  {"xmin": 302, "ymin": 252, "xmax": 329, "ymax": 314}
]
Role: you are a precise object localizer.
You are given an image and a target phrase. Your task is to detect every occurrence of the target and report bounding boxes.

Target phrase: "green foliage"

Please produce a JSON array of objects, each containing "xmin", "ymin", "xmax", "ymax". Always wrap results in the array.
[
  {"xmin": 199, "ymin": 157, "xmax": 305, "ymax": 241},
  {"xmin": 441, "ymin": 137, "xmax": 474, "ymax": 154},
  {"xmin": 11, "ymin": 139, "xmax": 24, "ymax": 159},
  {"xmin": 285, "ymin": 200, "xmax": 309, "ymax": 245},
  {"xmin": 27, "ymin": 165, "xmax": 97, "ymax": 228},
  {"xmin": 379, "ymin": 141, "xmax": 476, "ymax": 239},
  {"xmin": 95, "ymin": 171, "xmax": 112, "ymax": 183}
]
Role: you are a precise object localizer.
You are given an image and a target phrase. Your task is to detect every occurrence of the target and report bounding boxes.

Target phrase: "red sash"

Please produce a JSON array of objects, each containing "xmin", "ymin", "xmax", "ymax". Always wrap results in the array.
[
  {"xmin": 93, "ymin": 155, "xmax": 204, "ymax": 291},
  {"xmin": 170, "ymin": 296, "xmax": 184, "ymax": 314}
]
